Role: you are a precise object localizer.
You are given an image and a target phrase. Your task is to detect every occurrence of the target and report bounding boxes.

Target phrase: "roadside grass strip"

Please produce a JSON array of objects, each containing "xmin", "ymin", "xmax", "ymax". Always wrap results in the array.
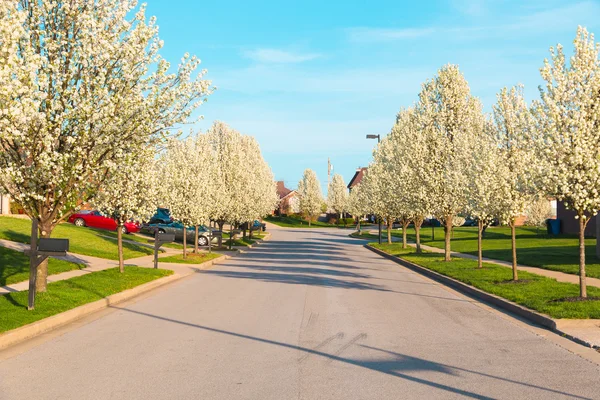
[
  {"xmin": 159, "ymin": 252, "xmax": 222, "ymax": 264},
  {"xmin": 0, "ymin": 217, "xmax": 154, "ymax": 260},
  {"xmin": 265, "ymin": 215, "xmax": 336, "ymax": 228},
  {"xmin": 372, "ymin": 243, "xmax": 600, "ymax": 319},
  {"xmin": 0, "ymin": 267, "xmax": 172, "ymax": 334},
  {"xmin": 0, "ymin": 246, "xmax": 85, "ymax": 286},
  {"xmin": 366, "ymin": 226, "xmax": 600, "ymax": 279},
  {"xmin": 224, "ymin": 237, "xmax": 256, "ymax": 247}
]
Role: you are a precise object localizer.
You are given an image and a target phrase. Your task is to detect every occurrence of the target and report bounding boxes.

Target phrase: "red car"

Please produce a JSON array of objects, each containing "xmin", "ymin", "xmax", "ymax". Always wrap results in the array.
[{"xmin": 68, "ymin": 210, "xmax": 141, "ymax": 234}]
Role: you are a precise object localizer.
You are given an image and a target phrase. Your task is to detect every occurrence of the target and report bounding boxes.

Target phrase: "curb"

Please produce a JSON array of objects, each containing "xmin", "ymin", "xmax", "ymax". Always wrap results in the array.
[
  {"xmin": 0, "ymin": 272, "xmax": 182, "ymax": 352},
  {"xmin": 365, "ymin": 244, "xmax": 600, "ymax": 349}
]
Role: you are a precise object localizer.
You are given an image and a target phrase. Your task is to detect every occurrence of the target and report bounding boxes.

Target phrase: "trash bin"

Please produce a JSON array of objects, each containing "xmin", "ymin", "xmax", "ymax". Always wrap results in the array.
[{"xmin": 547, "ymin": 219, "xmax": 561, "ymax": 235}]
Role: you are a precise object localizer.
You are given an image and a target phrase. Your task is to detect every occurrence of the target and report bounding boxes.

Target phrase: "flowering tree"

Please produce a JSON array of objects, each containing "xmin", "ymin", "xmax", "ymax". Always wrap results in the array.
[
  {"xmin": 327, "ymin": 174, "xmax": 348, "ymax": 224},
  {"xmin": 525, "ymin": 198, "xmax": 553, "ymax": 235},
  {"xmin": 297, "ymin": 169, "xmax": 323, "ymax": 226},
  {"xmin": 535, "ymin": 26, "xmax": 600, "ymax": 298},
  {"xmin": 204, "ymin": 122, "xmax": 244, "ymax": 235},
  {"xmin": 238, "ymin": 136, "xmax": 279, "ymax": 238},
  {"xmin": 493, "ymin": 85, "xmax": 537, "ymax": 281},
  {"xmin": 0, "ymin": 0, "xmax": 212, "ymax": 292},
  {"xmin": 466, "ymin": 121, "xmax": 508, "ymax": 268},
  {"xmin": 160, "ymin": 136, "xmax": 213, "ymax": 258},
  {"xmin": 93, "ymin": 149, "xmax": 158, "ymax": 271},
  {"xmin": 416, "ymin": 65, "xmax": 485, "ymax": 261},
  {"xmin": 347, "ymin": 183, "xmax": 370, "ymax": 233}
]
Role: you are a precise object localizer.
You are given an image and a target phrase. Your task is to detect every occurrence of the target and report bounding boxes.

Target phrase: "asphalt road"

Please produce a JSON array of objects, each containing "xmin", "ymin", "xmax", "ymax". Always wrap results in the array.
[{"xmin": 1, "ymin": 227, "xmax": 599, "ymax": 399}]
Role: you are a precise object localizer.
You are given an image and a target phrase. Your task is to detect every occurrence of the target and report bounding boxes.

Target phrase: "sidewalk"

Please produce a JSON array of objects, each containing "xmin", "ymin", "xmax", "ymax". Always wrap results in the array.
[
  {"xmin": 367, "ymin": 230, "xmax": 600, "ymax": 290},
  {"xmin": 0, "ymin": 239, "xmax": 208, "ymax": 295}
]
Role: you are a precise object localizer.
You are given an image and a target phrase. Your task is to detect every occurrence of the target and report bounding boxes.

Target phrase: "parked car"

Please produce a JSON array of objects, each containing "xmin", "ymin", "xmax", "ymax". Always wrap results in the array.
[
  {"xmin": 148, "ymin": 208, "xmax": 173, "ymax": 224},
  {"xmin": 141, "ymin": 222, "xmax": 219, "ymax": 246},
  {"xmin": 68, "ymin": 210, "xmax": 141, "ymax": 234},
  {"xmin": 253, "ymin": 220, "xmax": 267, "ymax": 232}
]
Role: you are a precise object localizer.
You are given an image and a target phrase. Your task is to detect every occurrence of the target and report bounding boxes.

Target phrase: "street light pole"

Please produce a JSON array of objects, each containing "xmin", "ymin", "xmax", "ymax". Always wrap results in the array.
[{"xmin": 366, "ymin": 134, "xmax": 382, "ymax": 245}]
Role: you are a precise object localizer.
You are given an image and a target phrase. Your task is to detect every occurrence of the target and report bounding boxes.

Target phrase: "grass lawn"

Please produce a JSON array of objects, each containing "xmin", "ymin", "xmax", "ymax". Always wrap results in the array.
[
  {"xmin": 265, "ymin": 215, "xmax": 337, "ymax": 228},
  {"xmin": 224, "ymin": 237, "xmax": 256, "ymax": 247},
  {"xmin": 372, "ymin": 243, "xmax": 600, "ymax": 319},
  {"xmin": 0, "ymin": 266, "xmax": 172, "ymax": 333},
  {"xmin": 0, "ymin": 217, "xmax": 154, "ymax": 260},
  {"xmin": 0, "ymin": 246, "xmax": 85, "ymax": 286},
  {"xmin": 159, "ymin": 252, "xmax": 222, "ymax": 264},
  {"xmin": 366, "ymin": 225, "xmax": 600, "ymax": 280}
]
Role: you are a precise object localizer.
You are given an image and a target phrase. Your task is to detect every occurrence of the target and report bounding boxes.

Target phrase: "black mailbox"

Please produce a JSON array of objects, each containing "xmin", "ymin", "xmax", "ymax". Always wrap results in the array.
[
  {"xmin": 38, "ymin": 238, "xmax": 70, "ymax": 253},
  {"xmin": 157, "ymin": 234, "xmax": 175, "ymax": 243}
]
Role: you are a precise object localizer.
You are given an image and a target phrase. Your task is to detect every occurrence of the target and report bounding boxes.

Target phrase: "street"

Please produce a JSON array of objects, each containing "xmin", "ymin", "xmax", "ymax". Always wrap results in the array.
[{"xmin": 0, "ymin": 227, "xmax": 599, "ymax": 399}]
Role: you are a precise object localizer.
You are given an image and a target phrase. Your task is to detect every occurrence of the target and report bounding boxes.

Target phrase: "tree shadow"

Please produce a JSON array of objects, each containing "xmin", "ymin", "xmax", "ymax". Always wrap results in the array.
[{"xmin": 109, "ymin": 307, "xmax": 593, "ymax": 400}]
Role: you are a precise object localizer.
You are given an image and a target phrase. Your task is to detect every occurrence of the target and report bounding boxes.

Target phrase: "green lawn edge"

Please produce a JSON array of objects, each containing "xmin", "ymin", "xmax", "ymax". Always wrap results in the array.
[
  {"xmin": 371, "ymin": 242, "xmax": 600, "ymax": 319},
  {"xmin": 0, "ymin": 266, "xmax": 173, "ymax": 334},
  {"xmin": 159, "ymin": 252, "xmax": 223, "ymax": 264}
]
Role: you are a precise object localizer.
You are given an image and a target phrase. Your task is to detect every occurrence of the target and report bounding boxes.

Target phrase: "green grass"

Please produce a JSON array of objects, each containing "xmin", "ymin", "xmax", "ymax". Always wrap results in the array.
[
  {"xmin": 0, "ymin": 267, "xmax": 172, "ymax": 333},
  {"xmin": 372, "ymin": 243, "xmax": 600, "ymax": 319},
  {"xmin": 0, "ymin": 246, "xmax": 85, "ymax": 286},
  {"xmin": 392, "ymin": 226, "xmax": 600, "ymax": 279},
  {"xmin": 265, "ymin": 215, "xmax": 337, "ymax": 228},
  {"xmin": 0, "ymin": 216, "xmax": 154, "ymax": 260},
  {"xmin": 159, "ymin": 252, "xmax": 222, "ymax": 264}
]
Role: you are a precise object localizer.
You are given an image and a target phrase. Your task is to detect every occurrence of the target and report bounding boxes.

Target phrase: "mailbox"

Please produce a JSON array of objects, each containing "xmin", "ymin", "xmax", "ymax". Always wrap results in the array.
[
  {"xmin": 157, "ymin": 234, "xmax": 175, "ymax": 243},
  {"xmin": 38, "ymin": 238, "xmax": 70, "ymax": 253}
]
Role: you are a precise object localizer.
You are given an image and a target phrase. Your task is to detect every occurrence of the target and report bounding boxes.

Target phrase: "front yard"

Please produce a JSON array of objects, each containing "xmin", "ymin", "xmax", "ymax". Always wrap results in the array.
[
  {"xmin": 360, "ymin": 226, "xmax": 600, "ymax": 279},
  {"xmin": 0, "ymin": 216, "xmax": 154, "ymax": 260}
]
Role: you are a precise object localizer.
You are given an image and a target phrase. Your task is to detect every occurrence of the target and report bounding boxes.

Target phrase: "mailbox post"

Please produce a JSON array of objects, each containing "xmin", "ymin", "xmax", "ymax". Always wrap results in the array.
[
  {"xmin": 153, "ymin": 230, "xmax": 175, "ymax": 269},
  {"xmin": 25, "ymin": 219, "xmax": 69, "ymax": 310}
]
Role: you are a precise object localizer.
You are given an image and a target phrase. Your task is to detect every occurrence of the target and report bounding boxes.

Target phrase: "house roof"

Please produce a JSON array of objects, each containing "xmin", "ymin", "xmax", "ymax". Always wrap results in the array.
[
  {"xmin": 347, "ymin": 167, "xmax": 368, "ymax": 189},
  {"xmin": 276, "ymin": 181, "xmax": 294, "ymax": 199}
]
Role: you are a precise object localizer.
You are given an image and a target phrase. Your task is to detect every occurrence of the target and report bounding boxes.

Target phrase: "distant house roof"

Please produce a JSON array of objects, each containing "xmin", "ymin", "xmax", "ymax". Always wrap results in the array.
[
  {"xmin": 347, "ymin": 167, "xmax": 368, "ymax": 190},
  {"xmin": 276, "ymin": 181, "xmax": 295, "ymax": 199}
]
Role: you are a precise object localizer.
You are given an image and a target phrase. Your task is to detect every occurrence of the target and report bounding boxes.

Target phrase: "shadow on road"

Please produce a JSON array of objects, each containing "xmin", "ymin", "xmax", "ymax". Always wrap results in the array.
[{"xmin": 111, "ymin": 306, "xmax": 592, "ymax": 400}]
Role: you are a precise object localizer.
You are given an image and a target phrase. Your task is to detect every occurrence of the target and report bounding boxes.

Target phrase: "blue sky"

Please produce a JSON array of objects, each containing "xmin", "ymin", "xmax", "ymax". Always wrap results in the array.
[{"xmin": 146, "ymin": 0, "xmax": 600, "ymax": 191}]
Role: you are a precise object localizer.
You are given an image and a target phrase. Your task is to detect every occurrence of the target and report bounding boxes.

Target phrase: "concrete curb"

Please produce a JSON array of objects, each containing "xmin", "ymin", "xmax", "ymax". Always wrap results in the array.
[{"xmin": 365, "ymin": 244, "xmax": 600, "ymax": 349}]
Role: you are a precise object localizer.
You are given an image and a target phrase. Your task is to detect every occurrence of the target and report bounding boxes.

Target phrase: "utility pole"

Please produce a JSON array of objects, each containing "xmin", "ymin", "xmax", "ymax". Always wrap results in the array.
[{"xmin": 366, "ymin": 134, "xmax": 382, "ymax": 245}]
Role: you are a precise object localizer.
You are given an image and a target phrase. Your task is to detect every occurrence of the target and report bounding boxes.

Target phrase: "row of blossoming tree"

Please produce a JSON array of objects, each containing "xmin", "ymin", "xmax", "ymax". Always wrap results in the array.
[
  {"xmin": 0, "ymin": 1, "xmax": 278, "ymax": 309},
  {"xmin": 354, "ymin": 27, "xmax": 600, "ymax": 299}
]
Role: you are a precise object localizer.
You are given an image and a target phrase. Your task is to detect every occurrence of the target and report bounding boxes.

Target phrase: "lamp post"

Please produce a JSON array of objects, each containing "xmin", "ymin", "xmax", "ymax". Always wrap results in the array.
[{"xmin": 366, "ymin": 134, "xmax": 382, "ymax": 245}]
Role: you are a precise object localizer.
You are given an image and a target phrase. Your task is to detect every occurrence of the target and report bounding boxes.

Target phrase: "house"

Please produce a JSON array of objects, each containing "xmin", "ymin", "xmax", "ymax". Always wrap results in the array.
[
  {"xmin": 275, "ymin": 181, "xmax": 299, "ymax": 216},
  {"xmin": 557, "ymin": 201, "xmax": 596, "ymax": 237},
  {"xmin": 347, "ymin": 167, "xmax": 367, "ymax": 192},
  {"xmin": 0, "ymin": 193, "xmax": 10, "ymax": 215}
]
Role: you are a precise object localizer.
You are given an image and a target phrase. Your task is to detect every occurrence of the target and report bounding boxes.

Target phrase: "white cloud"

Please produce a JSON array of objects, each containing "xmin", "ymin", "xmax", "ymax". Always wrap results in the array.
[
  {"xmin": 243, "ymin": 48, "xmax": 321, "ymax": 64},
  {"xmin": 347, "ymin": 27, "xmax": 435, "ymax": 43}
]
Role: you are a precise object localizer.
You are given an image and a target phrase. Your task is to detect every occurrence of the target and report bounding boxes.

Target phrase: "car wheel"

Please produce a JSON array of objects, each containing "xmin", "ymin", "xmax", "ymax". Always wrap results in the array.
[
  {"xmin": 198, "ymin": 236, "xmax": 209, "ymax": 246},
  {"xmin": 74, "ymin": 218, "xmax": 86, "ymax": 227}
]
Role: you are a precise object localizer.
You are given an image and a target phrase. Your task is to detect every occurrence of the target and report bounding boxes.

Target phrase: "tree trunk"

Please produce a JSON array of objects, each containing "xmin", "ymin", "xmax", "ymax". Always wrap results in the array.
[
  {"xmin": 414, "ymin": 216, "xmax": 424, "ymax": 254},
  {"xmin": 308, "ymin": 217, "xmax": 311, "ymax": 227},
  {"xmin": 183, "ymin": 226, "xmax": 187, "ymax": 260},
  {"xmin": 35, "ymin": 219, "xmax": 53, "ymax": 292},
  {"xmin": 444, "ymin": 215, "xmax": 453, "ymax": 261},
  {"xmin": 387, "ymin": 218, "xmax": 392, "ymax": 244},
  {"xmin": 249, "ymin": 222, "xmax": 254, "ymax": 240},
  {"xmin": 117, "ymin": 221, "xmax": 124, "ymax": 273},
  {"xmin": 477, "ymin": 219, "xmax": 484, "ymax": 269},
  {"xmin": 432, "ymin": 224, "xmax": 435, "ymax": 242},
  {"xmin": 579, "ymin": 215, "xmax": 588, "ymax": 298},
  {"xmin": 402, "ymin": 220, "xmax": 409, "ymax": 249},
  {"xmin": 194, "ymin": 225, "xmax": 199, "ymax": 254},
  {"xmin": 510, "ymin": 220, "xmax": 518, "ymax": 281}
]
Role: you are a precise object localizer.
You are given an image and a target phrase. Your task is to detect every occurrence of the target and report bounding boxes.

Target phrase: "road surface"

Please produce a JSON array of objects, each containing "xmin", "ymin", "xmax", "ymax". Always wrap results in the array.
[{"xmin": 1, "ymin": 227, "xmax": 599, "ymax": 399}]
